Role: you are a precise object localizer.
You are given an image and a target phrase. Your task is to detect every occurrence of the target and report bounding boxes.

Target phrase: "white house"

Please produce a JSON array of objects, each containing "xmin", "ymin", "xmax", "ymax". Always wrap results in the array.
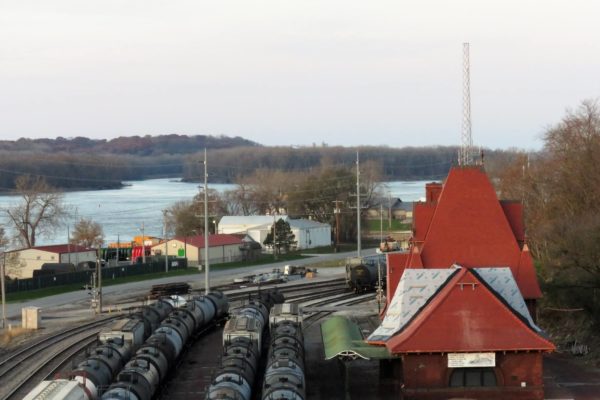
[
  {"xmin": 220, "ymin": 215, "xmax": 331, "ymax": 250},
  {"xmin": 218, "ymin": 215, "xmax": 290, "ymax": 235},
  {"xmin": 289, "ymin": 219, "xmax": 332, "ymax": 250},
  {"xmin": 150, "ymin": 234, "xmax": 245, "ymax": 267},
  {"xmin": 5, "ymin": 244, "xmax": 97, "ymax": 279}
]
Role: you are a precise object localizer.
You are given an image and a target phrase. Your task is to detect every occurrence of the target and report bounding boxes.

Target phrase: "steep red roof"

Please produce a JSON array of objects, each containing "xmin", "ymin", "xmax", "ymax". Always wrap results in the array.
[
  {"xmin": 516, "ymin": 244, "xmax": 543, "ymax": 298},
  {"xmin": 386, "ymin": 268, "xmax": 554, "ymax": 353},
  {"xmin": 389, "ymin": 166, "xmax": 542, "ymax": 300},
  {"xmin": 30, "ymin": 244, "xmax": 94, "ymax": 254},
  {"xmin": 500, "ymin": 200, "xmax": 525, "ymax": 243},
  {"xmin": 386, "ymin": 252, "xmax": 409, "ymax": 304},
  {"xmin": 420, "ymin": 167, "xmax": 521, "ymax": 268},
  {"xmin": 412, "ymin": 202, "xmax": 436, "ymax": 243},
  {"xmin": 173, "ymin": 234, "xmax": 244, "ymax": 248}
]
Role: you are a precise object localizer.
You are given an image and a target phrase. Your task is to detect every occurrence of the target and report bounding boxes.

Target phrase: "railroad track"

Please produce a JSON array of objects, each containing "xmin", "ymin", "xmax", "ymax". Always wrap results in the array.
[
  {"xmin": 1, "ymin": 277, "xmax": 353, "ymax": 399},
  {"xmin": 0, "ymin": 314, "xmax": 122, "ymax": 400},
  {"xmin": 224, "ymin": 278, "xmax": 348, "ymax": 304},
  {"xmin": 300, "ymin": 292, "xmax": 376, "ymax": 330}
]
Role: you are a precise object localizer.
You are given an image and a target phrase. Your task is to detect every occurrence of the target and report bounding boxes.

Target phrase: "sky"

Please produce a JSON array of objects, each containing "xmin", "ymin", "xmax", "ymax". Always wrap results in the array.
[{"xmin": 1, "ymin": 1, "xmax": 599, "ymax": 151}]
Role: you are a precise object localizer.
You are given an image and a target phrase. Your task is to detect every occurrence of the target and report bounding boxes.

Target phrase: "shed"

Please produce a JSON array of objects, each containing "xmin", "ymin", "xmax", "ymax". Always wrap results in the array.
[
  {"xmin": 151, "ymin": 234, "xmax": 246, "ymax": 267},
  {"xmin": 4, "ymin": 244, "xmax": 97, "ymax": 279}
]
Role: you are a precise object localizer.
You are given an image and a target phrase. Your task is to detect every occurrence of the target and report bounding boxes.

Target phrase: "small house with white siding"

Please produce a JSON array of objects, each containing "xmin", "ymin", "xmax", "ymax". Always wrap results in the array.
[{"xmin": 4, "ymin": 244, "xmax": 97, "ymax": 279}]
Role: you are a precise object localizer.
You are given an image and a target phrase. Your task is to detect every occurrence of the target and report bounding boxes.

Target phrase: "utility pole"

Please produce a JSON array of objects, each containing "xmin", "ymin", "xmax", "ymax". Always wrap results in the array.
[
  {"xmin": 117, "ymin": 233, "xmax": 120, "ymax": 263},
  {"xmin": 95, "ymin": 251, "xmax": 102, "ymax": 314},
  {"xmin": 141, "ymin": 222, "xmax": 146, "ymax": 264},
  {"xmin": 67, "ymin": 225, "xmax": 71, "ymax": 266},
  {"xmin": 356, "ymin": 151, "xmax": 362, "ymax": 257},
  {"xmin": 388, "ymin": 191, "xmax": 392, "ymax": 234},
  {"xmin": 163, "ymin": 210, "xmax": 169, "ymax": 273},
  {"xmin": 1, "ymin": 252, "xmax": 6, "ymax": 329},
  {"xmin": 332, "ymin": 200, "xmax": 343, "ymax": 251},
  {"xmin": 273, "ymin": 213, "xmax": 278, "ymax": 260},
  {"xmin": 203, "ymin": 148, "xmax": 210, "ymax": 294},
  {"xmin": 380, "ymin": 203, "xmax": 383, "ymax": 244}
]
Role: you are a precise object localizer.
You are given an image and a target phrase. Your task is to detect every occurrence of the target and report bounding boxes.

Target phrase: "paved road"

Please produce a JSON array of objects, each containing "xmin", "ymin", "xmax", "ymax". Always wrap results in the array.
[
  {"xmin": 543, "ymin": 353, "xmax": 600, "ymax": 400},
  {"xmin": 2, "ymin": 249, "xmax": 375, "ymax": 324}
]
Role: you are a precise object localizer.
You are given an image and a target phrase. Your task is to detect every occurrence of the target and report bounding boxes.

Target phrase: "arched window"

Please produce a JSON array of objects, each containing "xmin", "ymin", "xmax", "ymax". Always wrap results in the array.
[{"xmin": 449, "ymin": 368, "xmax": 497, "ymax": 387}]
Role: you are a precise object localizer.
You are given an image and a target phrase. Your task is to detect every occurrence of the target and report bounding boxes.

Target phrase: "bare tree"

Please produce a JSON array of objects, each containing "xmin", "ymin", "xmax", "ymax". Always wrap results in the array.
[
  {"xmin": 71, "ymin": 217, "xmax": 104, "ymax": 248},
  {"xmin": 0, "ymin": 227, "xmax": 7, "ymax": 251},
  {"xmin": 497, "ymin": 100, "xmax": 600, "ymax": 321},
  {"xmin": 4, "ymin": 176, "xmax": 66, "ymax": 248},
  {"xmin": 223, "ymin": 183, "xmax": 259, "ymax": 215},
  {"xmin": 165, "ymin": 200, "xmax": 201, "ymax": 237}
]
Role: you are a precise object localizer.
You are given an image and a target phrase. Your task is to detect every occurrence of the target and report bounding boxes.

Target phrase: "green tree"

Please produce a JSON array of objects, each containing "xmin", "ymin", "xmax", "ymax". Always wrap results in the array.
[{"xmin": 263, "ymin": 218, "xmax": 296, "ymax": 255}]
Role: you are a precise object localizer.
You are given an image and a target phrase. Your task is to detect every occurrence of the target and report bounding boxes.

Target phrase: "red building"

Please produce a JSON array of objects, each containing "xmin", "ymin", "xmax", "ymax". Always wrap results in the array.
[{"xmin": 368, "ymin": 166, "xmax": 554, "ymax": 399}]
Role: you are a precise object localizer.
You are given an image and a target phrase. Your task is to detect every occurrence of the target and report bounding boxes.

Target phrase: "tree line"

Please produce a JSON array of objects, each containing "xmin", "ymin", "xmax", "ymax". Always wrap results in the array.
[
  {"xmin": 0, "ymin": 132, "xmax": 523, "ymax": 192},
  {"xmin": 183, "ymin": 145, "xmax": 519, "ymax": 183},
  {"xmin": 495, "ymin": 100, "xmax": 600, "ymax": 328}
]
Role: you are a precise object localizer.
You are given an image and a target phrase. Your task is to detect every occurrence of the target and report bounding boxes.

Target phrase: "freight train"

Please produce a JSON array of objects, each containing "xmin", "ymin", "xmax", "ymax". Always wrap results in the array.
[
  {"xmin": 262, "ymin": 308, "xmax": 306, "ymax": 400},
  {"xmin": 24, "ymin": 291, "xmax": 229, "ymax": 400},
  {"xmin": 206, "ymin": 289, "xmax": 308, "ymax": 400},
  {"xmin": 345, "ymin": 255, "xmax": 387, "ymax": 293}
]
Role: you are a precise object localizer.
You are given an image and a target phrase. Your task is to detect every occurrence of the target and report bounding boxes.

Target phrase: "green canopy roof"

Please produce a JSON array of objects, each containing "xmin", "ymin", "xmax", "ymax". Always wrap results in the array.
[{"xmin": 321, "ymin": 316, "xmax": 393, "ymax": 361}]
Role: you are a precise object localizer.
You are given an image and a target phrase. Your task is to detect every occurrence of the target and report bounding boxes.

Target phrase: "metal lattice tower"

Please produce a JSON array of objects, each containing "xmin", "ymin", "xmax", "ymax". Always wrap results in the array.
[{"xmin": 459, "ymin": 42, "xmax": 473, "ymax": 166}]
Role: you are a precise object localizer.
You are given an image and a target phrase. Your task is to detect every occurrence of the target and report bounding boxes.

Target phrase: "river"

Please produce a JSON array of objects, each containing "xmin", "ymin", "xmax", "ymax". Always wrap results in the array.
[{"xmin": 0, "ymin": 178, "xmax": 431, "ymax": 246}]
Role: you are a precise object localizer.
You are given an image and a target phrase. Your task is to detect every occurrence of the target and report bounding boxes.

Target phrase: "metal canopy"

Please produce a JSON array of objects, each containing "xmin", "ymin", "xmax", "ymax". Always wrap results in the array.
[{"xmin": 321, "ymin": 316, "xmax": 392, "ymax": 361}]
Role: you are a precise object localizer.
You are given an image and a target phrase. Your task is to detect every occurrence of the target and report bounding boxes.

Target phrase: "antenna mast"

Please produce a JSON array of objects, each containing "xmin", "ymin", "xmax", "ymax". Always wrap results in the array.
[{"xmin": 459, "ymin": 42, "xmax": 473, "ymax": 166}]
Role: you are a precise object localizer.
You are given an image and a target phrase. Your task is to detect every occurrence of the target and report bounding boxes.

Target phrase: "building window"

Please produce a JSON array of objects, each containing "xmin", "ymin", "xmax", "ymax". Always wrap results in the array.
[{"xmin": 449, "ymin": 368, "xmax": 497, "ymax": 387}]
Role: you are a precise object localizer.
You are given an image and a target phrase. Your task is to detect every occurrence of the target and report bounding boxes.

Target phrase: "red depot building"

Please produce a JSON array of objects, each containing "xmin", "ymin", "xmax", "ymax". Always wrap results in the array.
[{"xmin": 367, "ymin": 166, "xmax": 555, "ymax": 399}]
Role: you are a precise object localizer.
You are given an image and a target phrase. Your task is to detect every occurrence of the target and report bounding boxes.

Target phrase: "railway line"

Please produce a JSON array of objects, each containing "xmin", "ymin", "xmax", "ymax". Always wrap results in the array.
[
  {"xmin": 0, "ymin": 277, "xmax": 364, "ymax": 400},
  {"xmin": 161, "ymin": 279, "xmax": 377, "ymax": 400},
  {"xmin": 0, "ymin": 315, "xmax": 124, "ymax": 400}
]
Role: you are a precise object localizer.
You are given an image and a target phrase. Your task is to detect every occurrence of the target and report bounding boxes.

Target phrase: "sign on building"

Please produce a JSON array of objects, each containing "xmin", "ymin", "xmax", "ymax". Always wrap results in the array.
[{"xmin": 448, "ymin": 352, "xmax": 495, "ymax": 368}]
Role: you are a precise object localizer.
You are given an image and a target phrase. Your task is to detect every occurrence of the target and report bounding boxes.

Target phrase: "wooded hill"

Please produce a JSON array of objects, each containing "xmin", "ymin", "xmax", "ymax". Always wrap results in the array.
[
  {"xmin": 0, "ymin": 134, "xmax": 520, "ymax": 191},
  {"xmin": 183, "ymin": 145, "xmax": 519, "ymax": 183},
  {"xmin": 0, "ymin": 134, "xmax": 258, "ymax": 155}
]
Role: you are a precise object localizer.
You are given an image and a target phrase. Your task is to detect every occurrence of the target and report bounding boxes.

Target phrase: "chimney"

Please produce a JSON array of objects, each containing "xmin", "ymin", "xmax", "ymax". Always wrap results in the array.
[{"xmin": 425, "ymin": 183, "xmax": 443, "ymax": 203}]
